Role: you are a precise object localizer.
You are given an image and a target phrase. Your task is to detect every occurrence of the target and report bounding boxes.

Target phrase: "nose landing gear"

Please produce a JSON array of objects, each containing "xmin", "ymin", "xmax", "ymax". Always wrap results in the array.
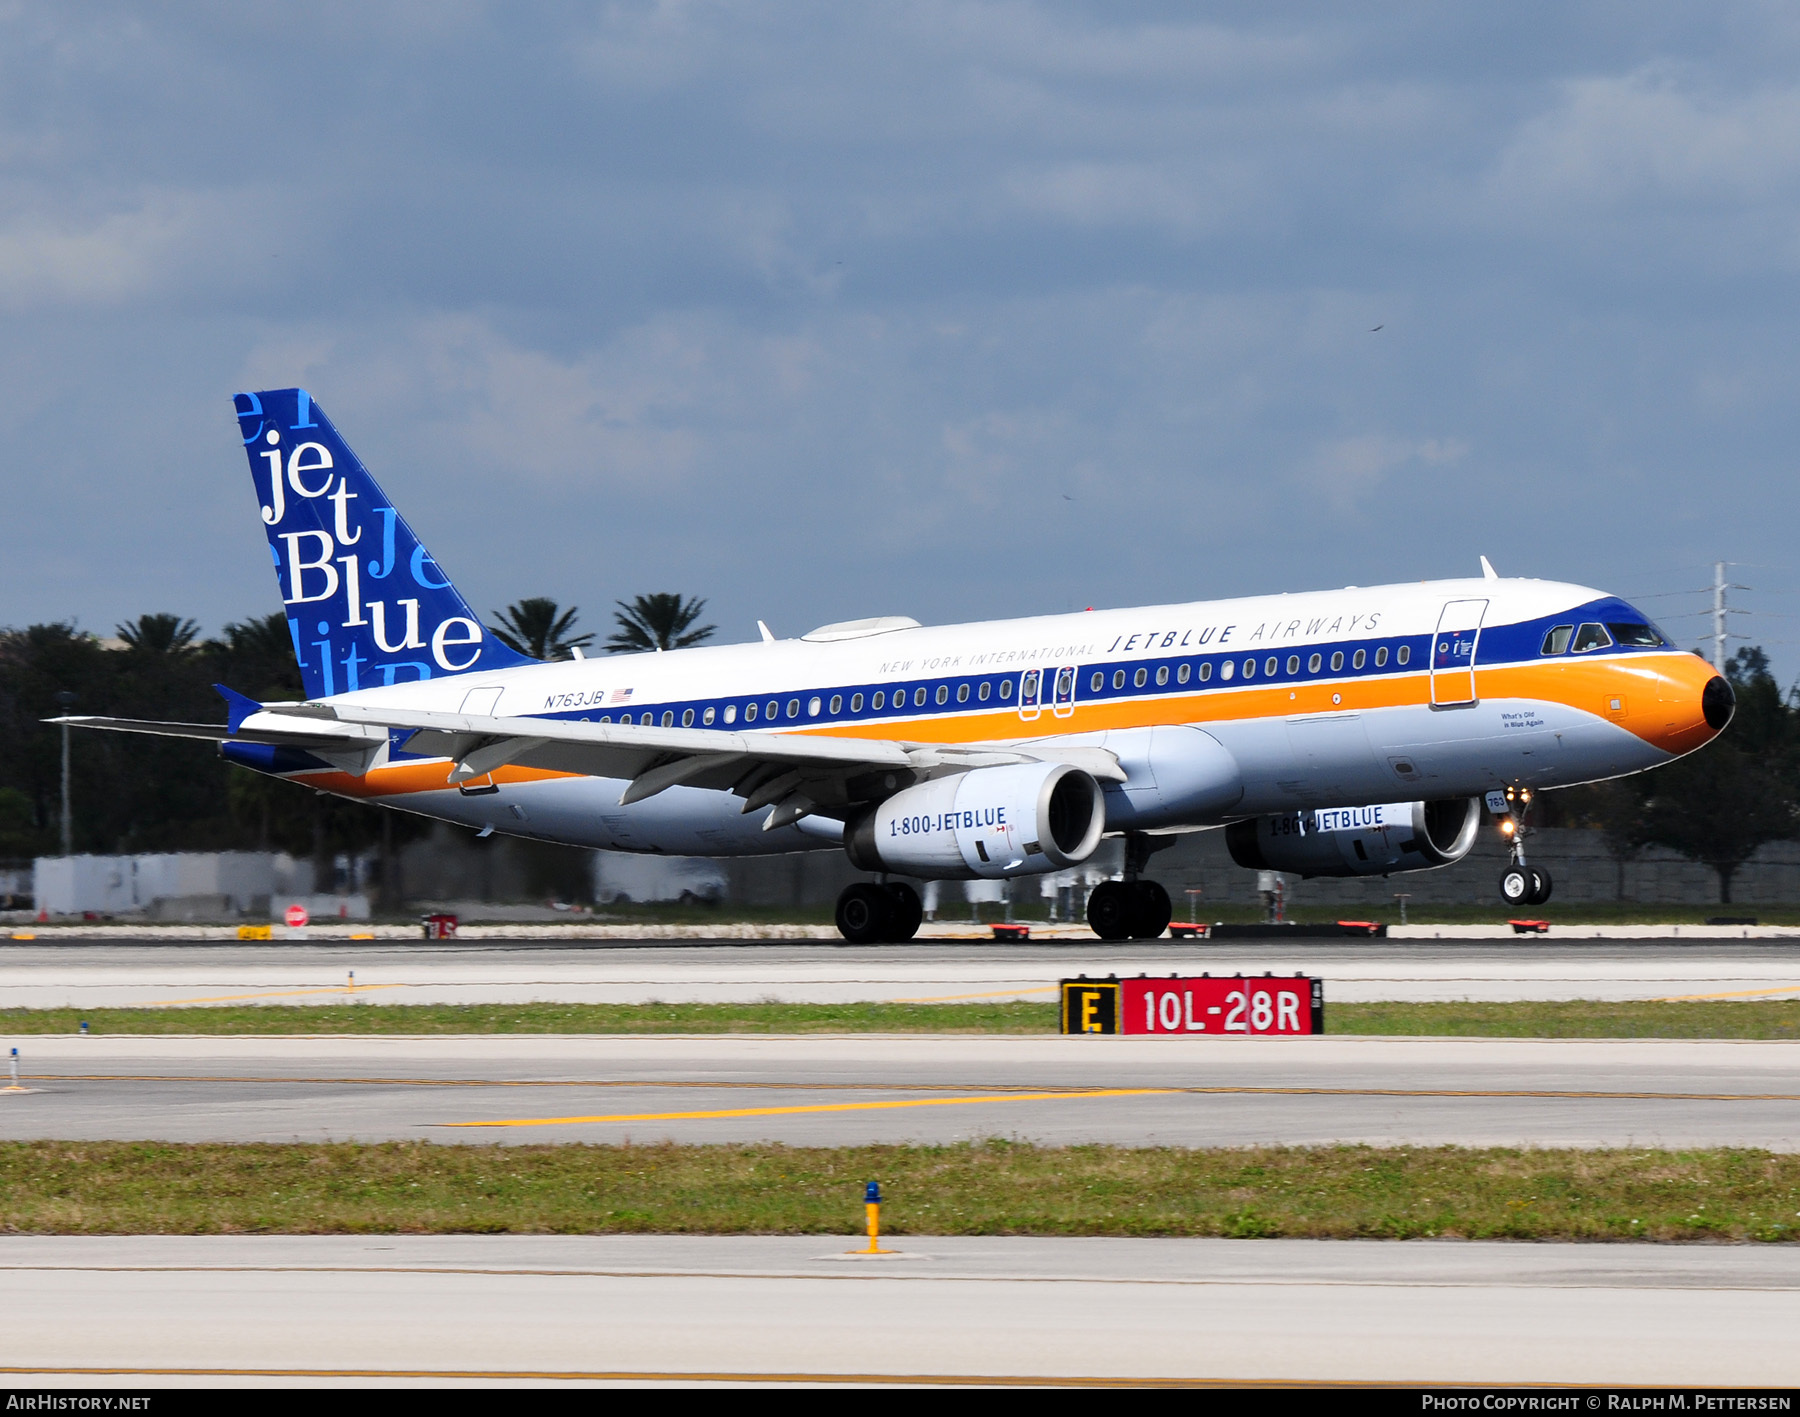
[{"xmin": 1493, "ymin": 787, "xmax": 1552, "ymax": 907}]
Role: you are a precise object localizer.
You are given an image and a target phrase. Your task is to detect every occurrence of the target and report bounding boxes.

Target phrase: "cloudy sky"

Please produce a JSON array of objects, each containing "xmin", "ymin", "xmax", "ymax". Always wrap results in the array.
[{"xmin": 4, "ymin": 3, "xmax": 1799, "ymax": 678}]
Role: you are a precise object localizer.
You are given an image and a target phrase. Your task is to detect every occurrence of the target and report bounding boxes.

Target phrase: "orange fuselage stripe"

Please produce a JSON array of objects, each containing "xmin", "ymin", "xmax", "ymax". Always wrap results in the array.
[{"xmin": 294, "ymin": 651, "xmax": 1716, "ymax": 799}]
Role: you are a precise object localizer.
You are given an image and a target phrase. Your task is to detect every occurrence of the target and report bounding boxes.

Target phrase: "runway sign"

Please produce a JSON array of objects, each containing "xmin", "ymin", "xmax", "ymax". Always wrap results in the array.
[
  {"xmin": 1060, "ymin": 978, "xmax": 1118, "ymax": 1034},
  {"xmin": 1061, "ymin": 975, "xmax": 1323, "ymax": 1036}
]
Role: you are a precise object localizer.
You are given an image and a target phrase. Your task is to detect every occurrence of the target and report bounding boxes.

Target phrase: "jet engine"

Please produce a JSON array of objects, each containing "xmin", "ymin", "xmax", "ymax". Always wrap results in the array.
[
  {"xmin": 845, "ymin": 762, "xmax": 1105, "ymax": 879},
  {"xmin": 1226, "ymin": 798, "xmax": 1481, "ymax": 878}
]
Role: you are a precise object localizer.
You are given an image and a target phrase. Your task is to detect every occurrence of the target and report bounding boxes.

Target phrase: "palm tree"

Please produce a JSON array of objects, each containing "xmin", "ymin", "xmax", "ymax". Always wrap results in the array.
[
  {"xmin": 488, "ymin": 598, "xmax": 594, "ymax": 661},
  {"xmin": 116, "ymin": 613, "xmax": 199, "ymax": 654},
  {"xmin": 218, "ymin": 612, "xmax": 304, "ymax": 698},
  {"xmin": 606, "ymin": 593, "xmax": 717, "ymax": 653}
]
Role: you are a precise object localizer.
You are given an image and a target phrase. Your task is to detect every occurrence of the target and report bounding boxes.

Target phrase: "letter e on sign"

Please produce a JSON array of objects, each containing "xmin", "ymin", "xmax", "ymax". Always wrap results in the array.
[{"xmin": 1059, "ymin": 980, "xmax": 1118, "ymax": 1034}]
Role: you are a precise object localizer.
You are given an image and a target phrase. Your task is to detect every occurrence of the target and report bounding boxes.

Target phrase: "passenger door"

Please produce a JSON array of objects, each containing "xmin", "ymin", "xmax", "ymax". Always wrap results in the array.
[
  {"xmin": 1018, "ymin": 668, "xmax": 1042, "ymax": 722},
  {"xmin": 1430, "ymin": 600, "xmax": 1487, "ymax": 707}
]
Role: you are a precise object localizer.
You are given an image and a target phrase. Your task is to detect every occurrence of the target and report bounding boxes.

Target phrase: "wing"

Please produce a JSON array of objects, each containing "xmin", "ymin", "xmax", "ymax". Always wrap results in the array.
[{"xmin": 54, "ymin": 701, "xmax": 1124, "ymax": 832}]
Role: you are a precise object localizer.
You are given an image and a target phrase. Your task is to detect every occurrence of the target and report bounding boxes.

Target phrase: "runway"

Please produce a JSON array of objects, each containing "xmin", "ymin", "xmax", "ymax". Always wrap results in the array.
[
  {"xmin": 2, "ymin": 935, "xmax": 1799, "ymax": 1006},
  {"xmin": 2, "ymin": 1234, "xmax": 1796, "ymax": 1386},
  {"xmin": 3, "ymin": 1033, "xmax": 1796, "ymax": 1148}
]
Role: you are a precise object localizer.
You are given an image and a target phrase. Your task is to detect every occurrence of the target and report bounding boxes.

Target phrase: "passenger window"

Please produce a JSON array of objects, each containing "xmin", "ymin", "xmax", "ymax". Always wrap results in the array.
[
  {"xmin": 914, "ymin": 687, "xmax": 927, "ymax": 707},
  {"xmin": 1374, "ymin": 646, "xmax": 1388, "ymax": 668},
  {"xmin": 1352, "ymin": 649, "xmax": 1365, "ymax": 670},
  {"xmin": 661, "ymin": 711, "xmax": 674, "ymax": 727},
  {"xmin": 978, "ymin": 682, "xmax": 990, "ymax": 701},
  {"xmin": 936, "ymin": 685, "xmax": 948, "ymax": 705},
  {"xmin": 723, "ymin": 705, "xmax": 736, "ymax": 725},
  {"xmin": 1243, "ymin": 658, "xmax": 1257, "ymax": 679},
  {"xmin": 1133, "ymin": 667, "xmax": 1147, "ymax": 688},
  {"xmin": 1571, "ymin": 623, "xmax": 1611, "ymax": 653},
  {"xmin": 1198, "ymin": 662, "xmax": 1212, "ymax": 682},
  {"xmin": 1113, "ymin": 669, "xmax": 1125, "ymax": 689},
  {"xmin": 681, "ymin": 708, "xmax": 694, "ymax": 727},
  {"xmin": 619, "ymin": 712, "xmax": 633, "ymax": 724},
  {"xmin": 872, "ymin": 691, "xmax": 885, "ymax": 710},
  {"xmin": 1177, "ymin": 663, "xmax": 1190, "ymax": 684},
  {"xmin": 1090, "ymin": 671, "xmax": 1103, "ymax": 692},
  {"xmin": 1396, "ymin": 645, "xmax": 1410, "ymax": 666},
  {"xmin": 601, "ymin": 714, "xmax": 613, "ymax": 723},
  {"xmin": 703, "ymin": 706, "xmax": 715, "ymax": 726},
  {"xmin": 1542, "ymin": 625, "xmax": 1573, "ymax": 655},
  {"xmin": 1286, "ymin": 655, "xmax": 1300, "ymax": 675},
  {"xmin": 1220, "ymin": 661, "xmax": 1234, "ymax": 681},
  {"xmin": 850, "ymin": 693, "xmax": 863, "ymax": 712},
  {"xmin": 1330, "ymin": 651, "xmax": 1343, "ymax": 672},
  {"xmin": 1606, "ymin": 622, "xmax": 1663, "ymax": 648},
  {"xmin": 1155, "ymin": 665, "xmax": 1169, "ymax": 686},
  {"xmin": 1000, "ymin": 679, "xmax": 1014, "ymax": 699},
  {"xmin": 766, "ymin": 700, "xmax": 779, "ymax": 719},
  {"xmin": 830, "ymin": 694, "xmax": 842, "ymax": 714},
  {"xmin": 807, "ymin": 697, "xmax": 821, "ymax": 717},
  {"xmin": 1264, "ymin": 656, "xmax": 1278, "ymax": 677},
  {"xmin": 1308, "ymin": 653, "xmax": 1322, "ymax": 673},
  {"xmin": 957, "ymin": 683, "xmax": 969, "ymax": 703}
]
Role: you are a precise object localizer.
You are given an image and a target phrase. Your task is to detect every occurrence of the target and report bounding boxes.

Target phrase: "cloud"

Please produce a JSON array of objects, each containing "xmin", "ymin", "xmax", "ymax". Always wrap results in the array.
[
  {"xmin": 1304, "ymin": 434, "xmax": 1471, "ymax": 511},
  {"xmin": 3, "ymin": 5, "xmax": 1800, "ymax": 680}
]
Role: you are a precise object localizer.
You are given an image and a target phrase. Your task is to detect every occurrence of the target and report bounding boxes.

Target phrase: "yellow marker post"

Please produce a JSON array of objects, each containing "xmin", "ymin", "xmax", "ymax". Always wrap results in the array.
[{"xmin": 857, "ymin": 1180, "xmax": 893, "ymax": 1254}]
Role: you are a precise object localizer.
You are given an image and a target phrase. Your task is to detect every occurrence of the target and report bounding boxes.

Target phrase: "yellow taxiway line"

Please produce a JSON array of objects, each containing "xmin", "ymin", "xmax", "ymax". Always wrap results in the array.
[
  {"xmin": 1657, "ymin": 984, "xmax": 1800, "ymax": 1002},
  {"xmin": 891, "ymin": 986, "xmax": 1058, "ymax": 1003},
  {"xmin": 440, "ymin": 1087, "xmax": 1176, "ymax": 1128},
  {"xmin": 139, "ymin": 984, "xmax": 408, "ymax": 1007}
]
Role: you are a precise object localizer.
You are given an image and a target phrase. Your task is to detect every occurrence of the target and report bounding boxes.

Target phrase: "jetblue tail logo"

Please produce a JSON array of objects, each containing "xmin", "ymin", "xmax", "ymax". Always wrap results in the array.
[{"xmin": 234, "ymin": 388, "xmax": 530, "ymax": 698}]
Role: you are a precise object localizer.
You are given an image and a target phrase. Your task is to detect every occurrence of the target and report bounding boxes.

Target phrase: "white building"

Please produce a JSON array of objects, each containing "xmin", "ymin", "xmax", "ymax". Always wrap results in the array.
[{"xmin": 31, "ymin": 852, "xmax": 368, "ymax": 921}]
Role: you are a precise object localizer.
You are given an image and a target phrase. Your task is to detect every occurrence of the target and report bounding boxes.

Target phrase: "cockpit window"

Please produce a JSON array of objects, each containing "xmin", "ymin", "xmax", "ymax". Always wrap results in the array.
[
  {"xmin": 1541, "ymin": 625, "xmax": 1573, "ymax": 655},
  {"xmin": 1606, "ymin": 622, "xmax": 1664, "ymax": 648},
  {"xmin": 1570, "ymin": 622, "xmax": 1612, "ymax": 653}
]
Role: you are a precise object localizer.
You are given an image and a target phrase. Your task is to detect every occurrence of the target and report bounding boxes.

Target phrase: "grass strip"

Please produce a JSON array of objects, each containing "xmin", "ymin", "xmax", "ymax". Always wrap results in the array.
[
  {"xmin": 0, "ymin": 999, "xmax": 1795, "ymax": 1037},
  {"xmin": 1333, "ymin": 1000, "xmax": 1799, "ymax": 1039},
  {"xmin": 1, "ymin": 1140, "xmax": 1796, "ymax": 1241},
  {"xmin": 0, "ymin": 1002, "xmax": 1049, "ymax": 1035}
]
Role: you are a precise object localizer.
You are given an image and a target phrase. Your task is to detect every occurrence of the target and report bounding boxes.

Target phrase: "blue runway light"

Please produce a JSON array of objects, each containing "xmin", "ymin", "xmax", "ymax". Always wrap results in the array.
[{"xmin": 865, "ymin": 1181, "xmax": 881, "ymax": 1203}]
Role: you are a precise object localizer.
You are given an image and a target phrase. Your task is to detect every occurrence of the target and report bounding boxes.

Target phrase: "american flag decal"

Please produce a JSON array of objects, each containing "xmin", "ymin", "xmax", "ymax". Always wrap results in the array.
[{"xmin": 611, "ymin": 688, "xmax": 634, "ymax": 703}]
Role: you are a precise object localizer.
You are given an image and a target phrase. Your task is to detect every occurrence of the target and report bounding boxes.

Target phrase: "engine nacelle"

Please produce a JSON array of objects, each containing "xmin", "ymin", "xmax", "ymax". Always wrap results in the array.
[
  {"xmin": 846, "ymin": 762, "xmax": 1105, "ymax": 880},
  {"xmin": 1226, "ymin": 798, "xmax": 1481, "ymax": 878}
]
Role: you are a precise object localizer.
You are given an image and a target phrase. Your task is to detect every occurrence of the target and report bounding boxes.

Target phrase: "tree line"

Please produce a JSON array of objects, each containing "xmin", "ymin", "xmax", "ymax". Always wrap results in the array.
[{"xmin": 0, "ymin": 595, "xmax": 715, "ymax": 904}]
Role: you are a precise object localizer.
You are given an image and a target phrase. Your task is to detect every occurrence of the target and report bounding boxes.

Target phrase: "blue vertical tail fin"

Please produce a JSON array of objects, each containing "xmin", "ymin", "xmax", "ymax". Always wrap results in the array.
[{"xmin": 233, "ymin": 388, "xmax": 532, "ymax": 699}]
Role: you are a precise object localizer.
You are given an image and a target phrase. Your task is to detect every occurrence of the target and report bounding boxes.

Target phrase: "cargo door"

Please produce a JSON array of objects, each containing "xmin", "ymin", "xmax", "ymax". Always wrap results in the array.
[{"xmin": 1430, "ymin": 599, "xmax": 1487, "ymax": 707}]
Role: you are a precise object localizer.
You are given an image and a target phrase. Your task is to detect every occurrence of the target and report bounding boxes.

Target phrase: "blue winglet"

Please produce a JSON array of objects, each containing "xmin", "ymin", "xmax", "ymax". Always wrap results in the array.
[{"xmin": 214, "ymin": 684, "xmax": 264, "ymax": 735}]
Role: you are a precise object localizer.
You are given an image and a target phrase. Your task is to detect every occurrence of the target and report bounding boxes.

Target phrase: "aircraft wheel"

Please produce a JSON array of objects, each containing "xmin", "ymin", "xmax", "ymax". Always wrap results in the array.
[
  {"xmin": 836, "ymin": 883, "xmax": 893, "ymax": 944},
  {"xmin": 1499, "ymin": 865, "xmax": 1532, "ymax": 907},
  {"xmin": 884, "ymin": 882, "xmax": 923, "ymax": 942},
  {"xmin": 1087, "ymin": 881, "xmax": 1132, "ymax": 941},
  {"xmin": 1127, "ymin": 880, "xmax": 1173, "ymax": 939},
  {"xmin": 1527, "ymin": 866, "xmax": 1553, "ymax": 906}
]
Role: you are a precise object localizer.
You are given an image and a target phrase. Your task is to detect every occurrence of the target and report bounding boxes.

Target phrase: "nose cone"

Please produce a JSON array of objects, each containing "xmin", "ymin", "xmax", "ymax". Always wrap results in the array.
[{"xmin": 1703, "ymin": 675, "xmax": 1735, "ymax": 731}]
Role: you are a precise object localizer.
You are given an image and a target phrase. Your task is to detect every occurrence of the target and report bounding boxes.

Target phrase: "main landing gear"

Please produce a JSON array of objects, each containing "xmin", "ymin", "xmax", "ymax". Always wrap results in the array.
[
  {"xmin": 1087, "ymin": 833, "xmax": 1177, "ymax": 941},
  {"xmin": 835, "ymin": 880, "xmax": 923, "ymax": 944},
  {"xmin": 1495, "ymin": 786, "xmax": 1553, "ymax": 907}
]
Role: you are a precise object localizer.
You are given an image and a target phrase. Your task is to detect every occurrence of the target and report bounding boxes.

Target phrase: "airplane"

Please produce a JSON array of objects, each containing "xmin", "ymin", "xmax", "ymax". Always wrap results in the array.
[{"xmin": 56, "ymin": 388, "xmax": 1735, "ymax": 942}]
